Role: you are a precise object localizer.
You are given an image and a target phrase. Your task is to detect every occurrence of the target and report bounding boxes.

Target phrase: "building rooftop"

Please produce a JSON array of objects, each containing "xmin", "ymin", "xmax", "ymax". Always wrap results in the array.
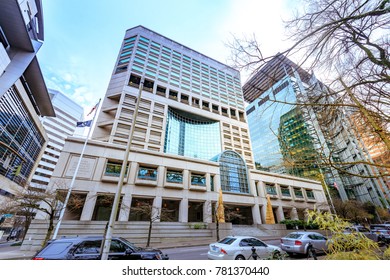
[{"xmin": 242, "ymin": 54, "xmax": 313, "ymax": 103}]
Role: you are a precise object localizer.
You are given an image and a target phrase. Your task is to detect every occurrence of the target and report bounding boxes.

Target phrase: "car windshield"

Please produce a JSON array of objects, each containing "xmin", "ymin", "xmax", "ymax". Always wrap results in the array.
[
  {"xmin": 218, "ymin": 237, "xmax": 236, "ymax": 245},
  {"xmin": 285, "ymin": 233, "xmax": 303, "ymax": 239}
]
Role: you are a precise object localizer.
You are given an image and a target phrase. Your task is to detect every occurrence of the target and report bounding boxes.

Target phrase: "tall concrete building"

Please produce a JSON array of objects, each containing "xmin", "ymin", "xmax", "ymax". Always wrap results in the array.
[
  {"xmin": 30, "ymin": 89, "xmax": 83, "ymax": 191},
  {"xmin": 244, "ymin": 54, "xmax": 389, "ymax": 208},
  {"xmin": 0, "ymin": 0, "xmax": 54, "ymax": 206},
  {"xmin": 23, "ymin": 27, "xmax": 328, "ymax": 251}
]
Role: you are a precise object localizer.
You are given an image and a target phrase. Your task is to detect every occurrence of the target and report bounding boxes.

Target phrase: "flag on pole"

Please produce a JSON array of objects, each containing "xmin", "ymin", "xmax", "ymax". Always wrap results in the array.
[
  {"xmin": 333, "ymin": 182, "xmax": 339, "ymax": 191},
  {"xmin": 76, "ymin": 120, "xmax": 92, "ymax": 127},
  {"xmin": 87, "ymin": 101, "xmax": 99, "ymax": 116}
]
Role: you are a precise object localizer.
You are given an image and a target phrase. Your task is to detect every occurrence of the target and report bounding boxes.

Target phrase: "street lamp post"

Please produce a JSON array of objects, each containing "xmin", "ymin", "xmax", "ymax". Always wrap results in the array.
[{"xmin": 101, "ymin": 79, "xmax": 143, "ymax": 260}]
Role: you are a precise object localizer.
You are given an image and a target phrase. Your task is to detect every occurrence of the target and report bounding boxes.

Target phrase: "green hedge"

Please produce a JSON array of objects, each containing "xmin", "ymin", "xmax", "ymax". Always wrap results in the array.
[{"xmin": 280, "ymin": 219, "xmax": 319, "ymax": 230}]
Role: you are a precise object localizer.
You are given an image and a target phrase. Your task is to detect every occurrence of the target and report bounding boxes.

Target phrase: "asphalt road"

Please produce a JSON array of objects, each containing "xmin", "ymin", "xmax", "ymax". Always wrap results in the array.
[{"xmin": 163, "ymin": 239, "xmax": 284, "ymax": 260}]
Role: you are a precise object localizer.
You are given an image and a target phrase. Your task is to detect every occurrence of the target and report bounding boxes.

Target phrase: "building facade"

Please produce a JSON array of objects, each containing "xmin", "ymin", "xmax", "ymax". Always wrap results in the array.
[
  {"xmin": 30, "ymin": 89, "xmax": 83, "ymax": 191},
  {"xmin": 244, "ymin": 55, "xmax": 389, "ymax": 208},
  {"xmin": 0, "ymin": 0, "xmax": 54, "ymax": 206},
  {"xmin": 26, "ymin": 27, "xmax": 328, "ymax": 247}
]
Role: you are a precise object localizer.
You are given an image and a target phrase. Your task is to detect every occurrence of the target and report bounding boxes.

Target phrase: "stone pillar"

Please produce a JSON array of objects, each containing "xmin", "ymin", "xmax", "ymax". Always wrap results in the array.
[
  {"xmin": 291, "ymin": 207, "xmax": 299, "ymax": 220},
  {"xmin": 80, "ymin": 191, "xmax": 98, "ymax": 221},
  {"xmin": 179, "ymin": 198, "xmax": 188, "ymax": 222},
  {"xmin": 183, "ymin": 169, "xmax": 190, "ymax": 189},
  {"xmin": 118, "ymin": 194, "xmax": 132, "ymax": 221},
  {"xmin": 276, "ymin": 206, "xmax": 285, "ymax": 223},
  {"xmin": 129, "ymin": 161, "xmax": 138, "ymax": 184},
  {"xmin": 206, "ymin": 173, "xmax": 211, "ymax": 191},
  {"xmin": 214, "ymin": 174, "xmax": 221, "ymax": 192},
  {"xmin": 250, "ymin": 180, "xmax": 258, "ymax": 196},
  {"xmin": 203, "ymin": 200, "xmax": 212, "ymax": 223},
  {"xmin": 251, "ymin": 203, "xmax": 262, "ymax": 225},
  {"xmin": 259, "ymin": 204, "xmax": 266, "ymax": 224},
  {"xmin": 157, "ymin": 165, "xmax": 165, "ymax": 187},
  {"xmin": 258, "ymin": 181, "xmax": 266, "ymax": 197}
]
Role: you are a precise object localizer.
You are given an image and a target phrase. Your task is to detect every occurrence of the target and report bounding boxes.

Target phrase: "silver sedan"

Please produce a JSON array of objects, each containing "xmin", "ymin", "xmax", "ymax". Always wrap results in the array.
[
  {"xmin": 208, "ymin": 236, "xmax": 282, "ymax": 260},
  {"xmin": 280, "ymin": 231, "xmax": 328, "ymax": 256}
]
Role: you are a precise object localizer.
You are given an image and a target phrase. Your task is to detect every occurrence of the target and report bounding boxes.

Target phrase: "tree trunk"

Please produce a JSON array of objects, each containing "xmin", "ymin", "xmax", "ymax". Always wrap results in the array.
[
  {"xmin": 42, "ymin": 215, "xmax": 54, "ymax": 247},
  {"xmin": 146, "ymin": 219, "xmax": 153, "ymax": 247}
]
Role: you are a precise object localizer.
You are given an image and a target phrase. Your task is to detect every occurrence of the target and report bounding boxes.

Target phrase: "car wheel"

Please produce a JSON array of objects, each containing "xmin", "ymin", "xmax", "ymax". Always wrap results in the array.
[{"xmin": 235, "ymin": 255, "xmax": 245, "ymax": 260}]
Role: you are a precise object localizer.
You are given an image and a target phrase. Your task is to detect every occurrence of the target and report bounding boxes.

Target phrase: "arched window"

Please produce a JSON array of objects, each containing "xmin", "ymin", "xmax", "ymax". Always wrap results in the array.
[{"xmin": 219, "ymin": 151, "xmax": 249, "ymax": 194}]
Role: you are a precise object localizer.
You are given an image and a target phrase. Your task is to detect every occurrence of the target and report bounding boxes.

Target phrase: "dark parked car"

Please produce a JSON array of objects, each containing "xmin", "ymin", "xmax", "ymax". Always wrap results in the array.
[{"xmin": 32, "ymin": 236, "xmax": 169, "ymax": 260}]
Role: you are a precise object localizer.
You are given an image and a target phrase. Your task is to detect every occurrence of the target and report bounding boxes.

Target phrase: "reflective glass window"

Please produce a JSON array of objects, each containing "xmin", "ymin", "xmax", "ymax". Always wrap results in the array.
[
  {"xmin": 219, "ymin": 151, "xmax": 249, "ymax": 194},
  {"xmin": 164, "ymin": 107, "xmax": 221, "ymax": 161}
]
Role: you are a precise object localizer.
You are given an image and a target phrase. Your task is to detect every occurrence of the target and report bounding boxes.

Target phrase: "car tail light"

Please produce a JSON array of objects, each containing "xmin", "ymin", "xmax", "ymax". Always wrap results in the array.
[
  {"xmin": 295, "ymin": 240, "xmax": 302, "ymax": 246},
  {"xmin": 220, "ymin": 248, "xmax": 227, "ymax": 255},
  {"xmin": 32, "ymin": 257, "xmax": 44, "ymax": 260}
]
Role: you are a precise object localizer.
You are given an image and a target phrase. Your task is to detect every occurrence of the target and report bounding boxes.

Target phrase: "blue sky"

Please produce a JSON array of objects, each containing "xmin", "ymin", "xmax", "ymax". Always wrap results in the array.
[{"xmin": 38, "ymin": 0, "xmax": 292, "ymax": 116}]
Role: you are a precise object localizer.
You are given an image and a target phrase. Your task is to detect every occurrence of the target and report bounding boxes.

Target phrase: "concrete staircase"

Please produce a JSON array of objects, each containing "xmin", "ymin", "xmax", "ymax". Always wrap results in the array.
[
  {"xmin": 232, "ymin": 224, "xmax": 288, "ymax": 240},
  {"xmin": 20, "ymin": 220, "xmax": 217, "ymax": 252}
]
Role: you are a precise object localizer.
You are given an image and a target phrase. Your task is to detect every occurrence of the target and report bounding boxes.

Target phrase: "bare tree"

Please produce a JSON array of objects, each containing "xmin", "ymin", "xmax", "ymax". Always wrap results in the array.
[
  {"xmin": 130, "ymin": 201, "xmax": 174, "ymax": 247},
  {"xmin": 227, "ymin": 0, "xmax": 389, "ymax": 203},
  {"xmin": 0, "ymin": 181, "xmax": 84, "ymax": 246}
]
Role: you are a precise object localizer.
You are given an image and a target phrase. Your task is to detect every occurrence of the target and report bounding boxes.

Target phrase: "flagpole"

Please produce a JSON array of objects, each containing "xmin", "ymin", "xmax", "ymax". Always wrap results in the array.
[
  {"xmin": 101, "ymin": 79, "xmax": 143, "ymax": 260},
  {"xmin": 52, "ymin": 98, "xmax": 101, "ymax": 239}
]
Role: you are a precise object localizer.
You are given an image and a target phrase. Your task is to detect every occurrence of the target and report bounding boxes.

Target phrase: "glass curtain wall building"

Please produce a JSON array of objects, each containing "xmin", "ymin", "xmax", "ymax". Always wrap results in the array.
[
  {"xmin": 0, "ymin": 0, "xmax": 54, "ymax": 199},
  {"xmin": 243, "ymin": 54, "xmax": 389, "ymax": 207}
]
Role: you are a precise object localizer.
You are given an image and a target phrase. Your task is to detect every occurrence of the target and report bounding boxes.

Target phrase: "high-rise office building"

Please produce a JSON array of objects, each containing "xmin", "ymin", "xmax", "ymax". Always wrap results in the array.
[
  {"xmin": 0, "ymin": 0, "xmax": 54, "ymax": 205},
  {"xmin": 30, "ymin": 89, "xmax": 83, "ymax": 190},
  {"xmin": 244, "ymin": 54, "xmax": 389, "ymax": 208},
  {"xmin": 23, "ymin": 27, "xmax": 328, "ymax": 250}
]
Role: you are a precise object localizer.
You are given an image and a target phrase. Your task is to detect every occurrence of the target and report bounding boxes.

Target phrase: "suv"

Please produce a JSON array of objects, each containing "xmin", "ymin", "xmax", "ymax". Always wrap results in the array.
[
  {"xmin": 32, "ymin": 236, "xmax": 169, "ymax": 260},
  {"xmin": 369, "ymin": 224, "xmax": 390, "ymax": 245}
]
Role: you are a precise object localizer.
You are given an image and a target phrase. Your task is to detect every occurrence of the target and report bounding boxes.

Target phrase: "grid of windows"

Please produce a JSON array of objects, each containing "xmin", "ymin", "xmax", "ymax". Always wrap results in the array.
[
  {"xmin": 219, "ymin": 150, "xmax": 249, "ymax": 194},
  {"xmin": 164, "ymin": 107, "xmax": 221, "ymax": 160},
  {"xmin": 0, "ymin": 87, "xmax": 45, "ymax": 186},
  {"xmin": 125, "ymin": 34, "xmax": 244, "ymax": 110}
]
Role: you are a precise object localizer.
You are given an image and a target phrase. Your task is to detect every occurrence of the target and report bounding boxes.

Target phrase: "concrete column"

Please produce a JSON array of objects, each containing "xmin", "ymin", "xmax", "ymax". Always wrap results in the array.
[
  {"xmin": 203, "ymin": 200, "xmax": 212, "ymax": 223},
  {"xmin": 250, "ymin": 180, "xmax": 257, "ymax": 196},
  {"xmin": 183, "ymin": 169, "xmax": 190, "ymax": 189},
  {"xmin": 291, "ymin": 207, "xmax": 299, "ymax": 220},
  {"xmin": 260, "ymin": 204, "xmax": 266, "ymax": 224},
  {"xmin": 251, "ymin": 203, "xmax": 262, "ymax": 225},
  {"xmin": 157, "ymin": 165, "xmax": 165, "ymax": 187},
  {"xmin": 179, "ymin": 198, "xmax": 188, "ymax": 222},
  {"xmin": 214, "ymin": 174, "xmax": 221, "ymax": 191},
  {"xmin": 276, "ymin": 206, "xmax": 285, "ymax": 223},
  {"xmin": 118, "ymin": 194, "xmax": 132, "ymax": 221},
  {"xmin": 153, "ymin": 196, "xmax": 162, "ymax": 222},
  {"xmin": 258, "ymin": 181, "xmax": 266, "ymax": 197},
  {"xmin": 80, "ymin": 191, "xmax": 98, "ymax": 221},
  {"xmin": 129, "ymin": 161, "xmax": 138, "ymax": 184},
  {"xmin": 206, "ymin": 173, "xmax": 211, "ymax": 191}
]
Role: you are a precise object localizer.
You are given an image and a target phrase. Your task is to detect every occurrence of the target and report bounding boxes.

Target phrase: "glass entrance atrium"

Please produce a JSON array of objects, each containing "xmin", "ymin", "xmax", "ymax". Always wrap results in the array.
[{"xmin": 164, "ymin": 107, "xmax": 221, "ymax": 160}]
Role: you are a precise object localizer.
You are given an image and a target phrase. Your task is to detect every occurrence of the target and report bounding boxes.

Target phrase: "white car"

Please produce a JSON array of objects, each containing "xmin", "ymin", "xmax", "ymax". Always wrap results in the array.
[{"xmin": 207, "ymin": 236, "xmax": 282, "ymax": 260}]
